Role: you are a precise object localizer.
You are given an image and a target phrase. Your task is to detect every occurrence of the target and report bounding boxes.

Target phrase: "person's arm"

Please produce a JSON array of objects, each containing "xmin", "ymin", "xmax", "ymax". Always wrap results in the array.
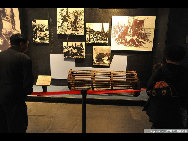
[
  {"xmin": 22, "ymin": 57, "xmax": 34, "ymax": 96},
  {"xmin": 142, "ymin": 69, "xmax": 162, "ymax": 111}
]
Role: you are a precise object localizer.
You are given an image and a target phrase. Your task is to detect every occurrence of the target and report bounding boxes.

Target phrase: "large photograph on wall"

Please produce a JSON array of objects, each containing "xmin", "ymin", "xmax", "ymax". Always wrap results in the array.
[
  {"xmin": 111, "ymin": 16, "xmax": 156, "ymax": 51},
  {"xmin": 57, "ymin": 8, "xmax": 84, "ymax": 35},
  {"xmin": 93, "ymin": 46, "xmax": 111, "ymax": 66},
  {"xmin": 63, "ymin": 42, "xmax": 85, "ymax": 58},
  {"xmin": 86, "ymin": 23, "xmax": 109, "ymax": 44},
  {"xmin": 0, "ymin": 8, "xmax": 20, "ymax": 52},
  {"xmin": 32, "ymin": 19, "xmax": 49, "ymax": 43}
]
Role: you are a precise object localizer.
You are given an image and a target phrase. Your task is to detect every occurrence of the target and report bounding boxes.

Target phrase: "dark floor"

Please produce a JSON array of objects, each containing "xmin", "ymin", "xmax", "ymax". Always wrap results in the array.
[
  {"xmin": 26, "ymin": 85, "xmax": 151, "ymax": 133},
  {"xmin": 26, "ymin": 101, "xmax": 152, "ymax": 133}
]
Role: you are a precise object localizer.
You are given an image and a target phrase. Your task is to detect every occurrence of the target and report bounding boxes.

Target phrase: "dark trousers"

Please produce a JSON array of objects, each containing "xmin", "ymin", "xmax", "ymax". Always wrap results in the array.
[{"xmin": 0, "ymin": 102, "xmax": 28, "ymax": 133}]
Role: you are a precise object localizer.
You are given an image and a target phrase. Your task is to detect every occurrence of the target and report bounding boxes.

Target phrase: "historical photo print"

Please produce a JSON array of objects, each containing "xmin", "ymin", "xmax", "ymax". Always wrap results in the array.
[
  {"xmin": 93, "ymin": 46, "xmax": 111, "ymax": 66},
  {"xmin": 63, "ymin": 42, "xmax": 85, "ymax": 58},
  {"xmin": 32, "ymin": 19, "xmax": 49, "ymax": 43},
  {"xmin": 86, "ymin": 23, "xmax": 109, "ymax": 44},
  {"xmin": 111, "ymin": 16, "xmax": 156, "ymax": 51},
  {"xmin": 57, "ymin": 8, "xmax": 84, "ymax": 35},
  {"xmin": 0, "ymin": 8, "xmax": 20, "ymax": 51}
]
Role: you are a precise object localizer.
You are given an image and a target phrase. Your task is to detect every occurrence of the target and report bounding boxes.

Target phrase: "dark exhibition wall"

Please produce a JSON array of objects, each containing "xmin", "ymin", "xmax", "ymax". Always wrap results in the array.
[
  {"xmin": 166, "ymin": 8, "xmax": 188, "ymax": 68},
  {"xmin": 18, "ymin": 8, "xmax": 188, "ymax": 88}
]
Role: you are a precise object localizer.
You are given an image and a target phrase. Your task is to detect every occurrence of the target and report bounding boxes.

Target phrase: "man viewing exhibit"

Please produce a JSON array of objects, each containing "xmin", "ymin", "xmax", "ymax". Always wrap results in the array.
[{"xmin": 0, "ymin": 33, "xmax": 33, "ymax": 133}]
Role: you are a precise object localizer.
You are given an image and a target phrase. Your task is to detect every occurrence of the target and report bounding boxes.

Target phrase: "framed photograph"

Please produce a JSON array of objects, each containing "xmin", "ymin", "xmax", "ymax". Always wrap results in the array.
[
  {"xmin": 93, "ymin": 46, "xmax": 111, "ymax": 66},
  {"xmin": 86, "ymin": 23, "xmax": 109, "ymax": 44},
  {"xmin": 111, "ymin": 16, "xmax": 156, "ymax": 51},
  {"xmin": 57, "ymin": 8, "xmax": 84, "ymax": 35},
  {"xmin": 32, "ymin": 19, "xmax": 49, "ymax": 43},
  {"xmin": 63, "ymin": 42, "xmax": 85, "ymax": 58},
  {"xmin": 0, "ymin": 8, "xmax": 20, "ymax": 51}
]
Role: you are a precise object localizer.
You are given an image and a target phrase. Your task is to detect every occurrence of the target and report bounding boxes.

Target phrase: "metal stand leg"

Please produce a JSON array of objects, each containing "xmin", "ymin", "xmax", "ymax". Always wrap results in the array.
[
  {"xmin": 42, "ymin": 86, "xmax": 47, "ymax": 92},
  {"xmin": 81, "ymin": 90, "xmax": 87, "ymax": 133}
]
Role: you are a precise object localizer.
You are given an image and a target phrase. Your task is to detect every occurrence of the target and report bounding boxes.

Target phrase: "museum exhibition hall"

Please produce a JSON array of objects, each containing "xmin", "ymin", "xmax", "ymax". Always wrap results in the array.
[{"xmin": 0, "ymin": 8, "xmax": 188, "ymax": 133}]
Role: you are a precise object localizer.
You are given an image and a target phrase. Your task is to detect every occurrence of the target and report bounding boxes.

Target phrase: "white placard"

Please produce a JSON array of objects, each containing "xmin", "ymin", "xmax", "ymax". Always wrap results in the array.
[{"xmin": 36, "ymin": 75, "xmax": 52, "ymax": 86}]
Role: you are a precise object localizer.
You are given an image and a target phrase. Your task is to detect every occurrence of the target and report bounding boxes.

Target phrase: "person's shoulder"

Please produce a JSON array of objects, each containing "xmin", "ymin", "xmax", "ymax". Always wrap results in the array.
[
  {"xmin": 21, "ymin": 53, "xmax": 31, "ymax": 60},
  {"xmin": 15, "ymin": 52, "xmax": 32, "ymax": 64},
  {"xmin": 15, "ymin": 51, "xmax": 30, "ymax": 59}
]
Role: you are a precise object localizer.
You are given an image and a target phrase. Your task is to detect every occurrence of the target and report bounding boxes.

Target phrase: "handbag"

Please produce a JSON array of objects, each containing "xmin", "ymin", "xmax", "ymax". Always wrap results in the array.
[{"xmin": 147, "ymin": 81, "xmax": 179, "ymax": 98}]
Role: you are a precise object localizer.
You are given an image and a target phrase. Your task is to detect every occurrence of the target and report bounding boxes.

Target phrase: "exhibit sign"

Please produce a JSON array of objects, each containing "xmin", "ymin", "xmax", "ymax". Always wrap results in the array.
[
  {"xmin": 57, "ymin": 8, "xmax": 84, "ymax": 35},
  {"xmin": 32, "ymin": 19, "xmax": 49, "ymax": 43},
  {"xmin": 93, "ymin": 46, "xmax": 111, "ymax": 66},
  {"xmin": 86, "ymin": 23, "xmax": 109, "ymax": 44},
  {"xmin": 0, "ymin": 8, "xmax": 21, "ymax": 51},
  {"xmin": 36, "ymin": 75, "xmax": 52, "ymax": 86},
  {"xmin": 63, "ymin": 42, "xmax": 85, "ymax": 58},
  {"xmin": 111, "ymin": 16, "xmax": 156, "ymax": 51}
]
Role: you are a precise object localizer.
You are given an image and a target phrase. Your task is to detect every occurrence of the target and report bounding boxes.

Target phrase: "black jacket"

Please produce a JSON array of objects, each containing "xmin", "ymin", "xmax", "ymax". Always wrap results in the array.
[
  {"xmin": 145, "ymin": 63, "xmax": 188, "ymax": 124},
  {"xmin": 0, "ymin": 47, "xmax": 34, "ymax": 104}
]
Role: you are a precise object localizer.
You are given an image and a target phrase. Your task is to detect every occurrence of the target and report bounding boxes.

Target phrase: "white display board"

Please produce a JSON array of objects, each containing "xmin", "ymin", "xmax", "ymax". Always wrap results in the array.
[{"xmin": 50, "ymin": 54, "xmax": 127, "ymax": 79}]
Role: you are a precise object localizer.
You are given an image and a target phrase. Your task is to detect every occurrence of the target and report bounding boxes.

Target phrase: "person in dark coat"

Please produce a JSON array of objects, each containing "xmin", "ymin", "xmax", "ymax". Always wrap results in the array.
[
  {"xmin": 0, "ymin": 33, "xmax": 33, "ymax": 133},
  {"xmin": 144, "ymin": 45, "xmax": 188, "ymax": 129}
]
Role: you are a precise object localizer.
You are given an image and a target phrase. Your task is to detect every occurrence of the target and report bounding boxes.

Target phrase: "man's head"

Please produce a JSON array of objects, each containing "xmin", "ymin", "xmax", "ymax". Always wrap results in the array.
[
  {"xmin": 164, "ymin": 45, "xmax": 187, "ymax": 63},
  {"xmin": 10, "ymin": 33, "xmax": 29, "ymax": 52}
]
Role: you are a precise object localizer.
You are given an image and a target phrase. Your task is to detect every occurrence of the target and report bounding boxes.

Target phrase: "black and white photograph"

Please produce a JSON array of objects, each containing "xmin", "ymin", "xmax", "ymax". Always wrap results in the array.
[
  {"xmin": 93, "ymin": 46, "xmax": 111, "ymax": 66},
  {"xmin": 86, "ymin": 23, "xmax": 109, "ymax": 44},
  {"xmin": 63, "ymin": 42, "xmax": 85, "ymax": 58},
  {"xmin": 0, "ymin": 8, "xmax": 20, "ymax": 51},
  {"xmin": 32, "ymin": 19, "xmax": 49, "ymax": 43},
  {"xmin": 57, "ymin": 8, "xmax": 84, "ymax": 35}
]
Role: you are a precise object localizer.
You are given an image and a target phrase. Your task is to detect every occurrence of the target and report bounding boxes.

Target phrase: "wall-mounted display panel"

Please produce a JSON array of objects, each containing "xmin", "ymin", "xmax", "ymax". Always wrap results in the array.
[
  {"xmin": 111, "ymin": 16, "xmax": 156, "ymax": 51},
  {"xmin": 57, "ymin": 8, "xmax": 84, "ymax": 35},
  {"xmin": 63, "ymin": 42, "xmax": 85, "ymax": 58},
  {"xmin": 50, "ymin": 54, "xmax": 127, "ymax": 79},
  {"xmin": 32, "ymin": 19, "xmax": 49, "ymax": 43},
  {"xmin": 86, "ymin": 23, "xmax": 109, "ymax": 44},
  {"xmin": 93, "ymin": 46, "xmax": 111, "ymax": 66},
  {"xmin": 0, "ymin": 8, "xmax": 20, "ymax": 51}
]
